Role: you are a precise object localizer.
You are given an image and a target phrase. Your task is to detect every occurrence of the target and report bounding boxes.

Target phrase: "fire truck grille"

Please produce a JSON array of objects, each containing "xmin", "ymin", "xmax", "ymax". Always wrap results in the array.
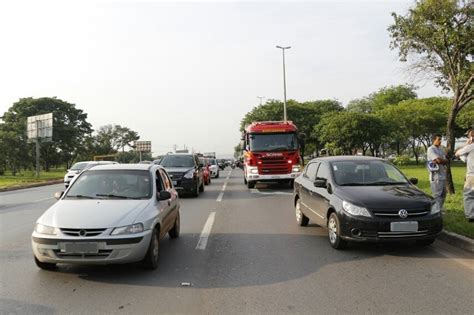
[{"xmin": 260, "ymin": 157, "xmax": 291, "ymax": 174}]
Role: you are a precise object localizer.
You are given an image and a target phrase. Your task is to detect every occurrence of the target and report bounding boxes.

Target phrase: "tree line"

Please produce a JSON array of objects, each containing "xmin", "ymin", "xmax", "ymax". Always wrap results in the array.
[{"xmin": 0, "ymin": 97, "xmax": 145, "ymax": 175}]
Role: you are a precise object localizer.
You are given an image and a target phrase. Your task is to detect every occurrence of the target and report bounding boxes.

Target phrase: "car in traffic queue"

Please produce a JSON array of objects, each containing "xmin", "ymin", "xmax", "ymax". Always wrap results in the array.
[
  {"xmin": 32, "ymin": 164, "xmax": 181, "ymax": 270},
  {"xmin": 293, "ymin": 156, "xmax": 442, "ymax": 249},
  {"xmin": 159, "ymin": 153, "xmax": 205, "ymax": 197},
  {"xmin": 208, "ymin": 158, "xmax": 220, "ymax": 178},
  {"xmin": 64, "ymin": 161, "xmax": 118, "ymax": 187},
  {"xmin": 199, "ymin": 157, "xmax": 211, "ymax": 186}
]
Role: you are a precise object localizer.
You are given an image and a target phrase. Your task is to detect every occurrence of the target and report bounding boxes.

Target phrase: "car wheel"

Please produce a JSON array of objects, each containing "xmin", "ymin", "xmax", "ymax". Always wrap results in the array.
[
  {"xmin": 199, "ymin": 181, "xmax": 204, "ymax": 192},
  {"xmin": 169, "ymin": 211, "xmax": 180, "ymax": 239},
  {"xmin": 247, "ymin": 181, "xmax": 255, "ymax": 189},
  {"xmin": 295, "ymin": 199, "xmax": 309, "ymax": 226},
  {"xmin": 142, "ymin": 227, "xmax": 160, "ymax": 270},
  {"xmin": 416, "ymin": 238, "xmax": 436, "ymax": 246},
  {"xmin": 244, "ymin": 176, "xmax": 247, "ymax": 184},
  {"xmin": 328, "ymin": 213, "xmax": 347, "ymax": 249},
  {"xmin": 34, "ymin": 256, "xmax": 56, "ymax": 270},
  {"xmin": 216, "ymin": 172, "xmax": 219, "ymax": 179},
  {"xmin": 192, "ymin": 183, "xmax": 199, "ymax": 197}
]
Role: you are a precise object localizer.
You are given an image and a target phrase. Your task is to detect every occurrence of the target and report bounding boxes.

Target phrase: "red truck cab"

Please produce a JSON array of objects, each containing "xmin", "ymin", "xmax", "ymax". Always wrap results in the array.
[{"xmin": 243, "ymin": 121, "xmax": 302, "ymax": 188}]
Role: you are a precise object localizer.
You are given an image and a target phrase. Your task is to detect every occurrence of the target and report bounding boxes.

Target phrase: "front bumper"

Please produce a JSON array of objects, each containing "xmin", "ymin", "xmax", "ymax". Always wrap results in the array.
[
  {"xmin": 32, "ymin": 230, "xmax": 152, "ymax": 265},
  {"xmin": 246, "ymin": 172, "xmax": 301, "ymax": 182},
  {"xmin": 339, "ymin": 212, "xmax": 443, "ymax": 242}
]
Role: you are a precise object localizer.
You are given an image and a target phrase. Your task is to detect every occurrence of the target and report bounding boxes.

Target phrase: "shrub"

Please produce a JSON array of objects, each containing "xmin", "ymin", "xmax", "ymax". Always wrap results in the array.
[{"xmin": 393, "ymin": 155, "xmax": 411, "ymax": 166}]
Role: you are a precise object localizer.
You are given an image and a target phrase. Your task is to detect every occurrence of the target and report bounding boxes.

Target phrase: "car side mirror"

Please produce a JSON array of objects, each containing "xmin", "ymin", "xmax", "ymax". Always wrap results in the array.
[
  {"xmin": 54, "ymin": 191, "xmax": 64, "ymax": 200},
  {"xmin": 409, "ymin": 178, "xmax": 418, "ymax": 185},
  {"xmin": 314, "ymin": 179, "xmax": 327, "ymax": 188},
  {"xmin": 157, "ymin": 191, "xmax": 172, "ymax": 201}
]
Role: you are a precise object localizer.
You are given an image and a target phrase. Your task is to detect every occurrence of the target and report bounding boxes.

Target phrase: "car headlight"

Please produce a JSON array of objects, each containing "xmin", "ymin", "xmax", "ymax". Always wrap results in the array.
[
  {"xmin": 430, "ymin": 202, "xmax": 440, "ymax": 214},
  {"xmin": 292, "ymin": 166, "xmax": 301, "ymax": 172},
  {"xmin": 342, "ymin": 201, "xmax": 371, "ymax": 217},
  {"xmin": 183, "ymin": 170, "xmax": 195, "ymax": 179},
  {"xmin": 111, "ymin": 223, "xmax": 144, "ymax": 235},
  {"xmin": 35, "ymin": 223, "xmax": 58, "ymax": 235}
]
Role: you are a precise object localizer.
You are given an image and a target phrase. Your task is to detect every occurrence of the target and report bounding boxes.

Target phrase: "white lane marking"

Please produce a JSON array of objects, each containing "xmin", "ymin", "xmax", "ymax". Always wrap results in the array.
[
  {"xmin": 216, "ymin": 192, "xmax": 224, "ymax": 202},
  {"xmin": 32, "ymin": 197, "xmax": 54, "ymax": 203},
  {"xmin": 196, "ymin": 212, "xmax": 216, "ymax": 250},
  {"xmin": 250, "ymin": 188, "xmax": 292, "ymax": 196},
  {"xmin": 216, "ymin": 170, "xmax": 232, "ymax": 202},
  {"xmin": 221, "ymin": 183, "xmax": 227, "ymax": 192},
  {"xmin": 226, "ymin": 170, "xmax": 232, "ymax": 180}
]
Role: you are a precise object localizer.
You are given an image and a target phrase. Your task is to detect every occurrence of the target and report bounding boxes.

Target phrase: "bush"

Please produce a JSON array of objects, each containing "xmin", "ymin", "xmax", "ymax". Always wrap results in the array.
[{"xmin": 393, "ymin": 155, "xmax": 411, "ymax": 166}]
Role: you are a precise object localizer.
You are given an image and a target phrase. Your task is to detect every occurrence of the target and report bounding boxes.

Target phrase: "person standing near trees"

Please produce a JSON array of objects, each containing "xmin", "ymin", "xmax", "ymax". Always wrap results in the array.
[
  {"xmin": 427, "ymin": 134, "xmax": 448, "ymax": 213},
  {"xmin": 455, "ymin": 129, "xmax": 474, "ymax": 222}
]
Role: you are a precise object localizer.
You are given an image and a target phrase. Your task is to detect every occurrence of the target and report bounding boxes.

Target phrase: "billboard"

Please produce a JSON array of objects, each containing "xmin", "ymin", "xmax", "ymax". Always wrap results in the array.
[
  {"xmin": 27, "ymin": 113, "xmax": 53, "ymax": 142},
  {"xmin": 135, "ymin": 141, "xmax": 152, "ymax": 153}
]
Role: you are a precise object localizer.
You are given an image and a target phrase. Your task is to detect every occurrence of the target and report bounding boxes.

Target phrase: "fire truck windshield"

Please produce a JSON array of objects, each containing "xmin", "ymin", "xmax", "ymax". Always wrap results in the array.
[{"xmin": 248, "ymin": 133, "xmax": 298, "ymax": 152}]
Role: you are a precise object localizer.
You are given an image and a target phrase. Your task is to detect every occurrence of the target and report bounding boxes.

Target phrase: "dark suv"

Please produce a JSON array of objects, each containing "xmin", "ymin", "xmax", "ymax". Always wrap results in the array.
[{"xmin": 159, "ymin": 153, "xmax": 204, "ymax": 197}]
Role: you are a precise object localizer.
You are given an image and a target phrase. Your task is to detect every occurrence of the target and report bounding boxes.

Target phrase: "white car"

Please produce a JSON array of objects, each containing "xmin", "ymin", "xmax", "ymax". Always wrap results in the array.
[
  {"xmin": 33, "ymin": 164, "xmax": 180, "ymax": 270},
  {"xmin": 64, "ymin": 161, "xmax": 117, "ymax": 187},
  {"xmin": 209, "ymin": 158, "xmax": 220, "ymax": 178}
]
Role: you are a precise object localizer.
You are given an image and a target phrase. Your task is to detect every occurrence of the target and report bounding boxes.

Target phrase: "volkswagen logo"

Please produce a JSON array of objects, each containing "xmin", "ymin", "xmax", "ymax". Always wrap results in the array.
[
  {"xmin": 398, "ymin": 209, "xmax": 408, "ymax": 219},
  {"xmin": 78, "ymin": 229, "xmax": 87, "ymax": 237}
]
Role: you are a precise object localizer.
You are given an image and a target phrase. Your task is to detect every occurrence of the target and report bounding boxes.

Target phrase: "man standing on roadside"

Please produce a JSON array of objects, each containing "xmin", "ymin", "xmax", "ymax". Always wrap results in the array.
[
  {"xmin": 427, "ymin": 134, "xmax": 448, "ymax": 213},
  {"xmin": 455, "ymin": 128, "xmax": 474, "ymax": 222}
]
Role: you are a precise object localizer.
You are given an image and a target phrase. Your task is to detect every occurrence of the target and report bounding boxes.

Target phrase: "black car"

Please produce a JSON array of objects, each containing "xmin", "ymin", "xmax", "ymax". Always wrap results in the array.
[
  {"xmin": 159, "ymin": 153, "xmax": 204, "ymax": 197},
  {"xmin": 293, "ymin": 156, "xmax": 442, "ymax": 249}
]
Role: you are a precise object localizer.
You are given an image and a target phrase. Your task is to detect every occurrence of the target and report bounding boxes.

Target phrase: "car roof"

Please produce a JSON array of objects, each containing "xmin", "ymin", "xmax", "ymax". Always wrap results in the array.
[
  {"xmin": 309, "ymin": 156, "xmax": 386, "ymax": 163},
  {"xmin": 164, "ymin": 153, "xmax": 194, "ymax": 156},
  {"xmin": 88, "ymin": 164, "xmax": 159, "ymax": 171}
]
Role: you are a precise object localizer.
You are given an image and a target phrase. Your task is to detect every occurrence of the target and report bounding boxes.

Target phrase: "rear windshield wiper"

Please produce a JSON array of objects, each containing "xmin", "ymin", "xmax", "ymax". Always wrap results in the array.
[{"xmin": 66, "ymin": 194, "xmax": 96, "ymax": 199}]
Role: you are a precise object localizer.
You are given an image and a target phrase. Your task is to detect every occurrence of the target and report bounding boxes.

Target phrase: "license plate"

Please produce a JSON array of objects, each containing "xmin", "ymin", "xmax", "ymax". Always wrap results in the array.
[
  {"xmin": 271, "ymin": 176, "xmax": 280, "ymax": 179},
  {"xmin": 62, "ymin": 243, "xmax": 98, "ymax": 254},
  {"xmin": 172, "ymin": 181, "xmax": 177, "ymax": 186},
  {"xmin": 390, "ymin": 221, "xmax": 418, "ymax": 232}
]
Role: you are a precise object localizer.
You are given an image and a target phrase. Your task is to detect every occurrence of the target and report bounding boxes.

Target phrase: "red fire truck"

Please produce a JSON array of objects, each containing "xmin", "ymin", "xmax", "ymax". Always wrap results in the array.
[{"xmin": 242, "ymin": 121, "xmax": 302, "ymax": 188}]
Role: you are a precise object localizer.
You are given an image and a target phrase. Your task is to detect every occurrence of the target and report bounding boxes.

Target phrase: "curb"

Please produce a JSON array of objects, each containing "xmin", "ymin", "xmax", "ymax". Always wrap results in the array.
[
  {"xmin": 0, "ymin": 180, "xmax": 63, "ymax": 192},
  {"xmin": 438, "ymin": 230, "xmax": 474, "ymax": 254}
]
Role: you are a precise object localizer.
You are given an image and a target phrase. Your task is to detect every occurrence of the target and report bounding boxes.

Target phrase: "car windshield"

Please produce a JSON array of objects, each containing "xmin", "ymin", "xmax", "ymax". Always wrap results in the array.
[
  {"xmin": 65, "ymin": 170, "xmax": 152, "ymax": 199},
  {"xmin": 249, "ymin": 133, "xmax": 298, "ymax": 152},
  {"xmin": 331, "ymin": 160, "xmax": 409, "ymax": 186},
  {"xmin": 210, "ymin": 159, "xmax": 217, "ymax": 165},
  {"xmin": 70, "ymin": 162, "xmax": 90, "ymax": 171},
  {"xmin": 160, "ymin": 155, "xmax": 195, "ymax": 168}
]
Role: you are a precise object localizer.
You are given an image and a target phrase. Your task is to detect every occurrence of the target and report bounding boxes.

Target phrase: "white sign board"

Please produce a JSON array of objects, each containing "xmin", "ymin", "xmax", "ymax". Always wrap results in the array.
[
  {"xmin": 135, "ymin": 141, "xmax": 152, "ymax": 153},
  {"xmin": 27, "ymin": 113, "xmax": 53, "ymax": 141}
]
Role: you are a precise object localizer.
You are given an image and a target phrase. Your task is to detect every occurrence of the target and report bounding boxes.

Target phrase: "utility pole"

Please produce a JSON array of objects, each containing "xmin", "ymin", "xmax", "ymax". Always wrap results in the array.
[
  {"xmin": 257, "ymin": 96, "xmax": 265, "ymax": 106},
  {"xmin": 276, "ymin": 45, "xmax": 291, "ymax": 122}
]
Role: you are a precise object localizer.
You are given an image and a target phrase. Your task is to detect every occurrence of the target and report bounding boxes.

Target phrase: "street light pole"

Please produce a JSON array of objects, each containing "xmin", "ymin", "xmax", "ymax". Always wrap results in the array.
[
  {"xmin": 257, "ymin": 96, "xmax": 265, "ymax": 106},
  {"xmin": 276, "ymin": 45, "xmax": 291, "ymax": 122}
]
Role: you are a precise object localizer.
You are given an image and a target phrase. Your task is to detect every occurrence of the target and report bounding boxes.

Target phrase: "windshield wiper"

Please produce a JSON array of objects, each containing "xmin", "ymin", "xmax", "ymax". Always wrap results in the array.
[
  {"xmin": 66, "ymin": 194, "xmax": 96, "ymax": 199},
  {"xmin": 365, "ymin": 181, "xmax": 408, "ymax": 186},
  {"xmin": 338, "ymin": 183, "xmax": 370, "ymax": 186},
  {"xmin": 96, "ymin": 194, "xmax": 134, "ymax": 199}
]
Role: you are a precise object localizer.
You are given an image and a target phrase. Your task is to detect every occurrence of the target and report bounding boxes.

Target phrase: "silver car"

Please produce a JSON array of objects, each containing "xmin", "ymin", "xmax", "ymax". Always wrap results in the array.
[
  {"xmin": 32, "ymin": 164, "xmax": 180, "ymax": 270},
  {"xmin": 64, "ymin": 161, "xmax": 118, "ymax": 187}
]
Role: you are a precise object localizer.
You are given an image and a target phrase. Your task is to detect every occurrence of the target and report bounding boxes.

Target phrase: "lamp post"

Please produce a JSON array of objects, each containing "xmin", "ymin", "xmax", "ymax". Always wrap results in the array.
[
  {"xmin": 257, "ymin": 96, "xmax": 265, "ymax": 106},
  {"xmin": 276, "ymin": 45, "xmax": 291, "ymax": 122}
]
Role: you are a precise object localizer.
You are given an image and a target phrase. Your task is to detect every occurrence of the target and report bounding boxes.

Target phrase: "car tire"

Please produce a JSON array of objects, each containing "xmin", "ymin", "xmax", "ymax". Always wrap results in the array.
[
  {"xmin": 247, "ymin": 181, "xmax": 255, "ymax": 189},
  {"xmin": 169, "ymin": 212, "xmax": 180, "ymax": 239},
  {"xmin": 295, "ymin": 199, "xmax": 309, "ymax": 226},
  {"xmin": 216, "ymin": 172, "xmax": 219, "ymax": 179},
  {"xmin": 142, "ymin": 227, "xmax": 160, "ymax": 270},
  {"xmin": 244, "ymin": 176, "xmax": 247, "ymax": 184},
  {"xmin": 34, "ymin": 256, "xmax": 56, "ymax": 270},
  {"xmin": 199, "ymin": 181, "xmax": 204, "ymax": 192},
  {"xmin": 328, "ymin": 213, "xmax": 347, "ymax": 250},
  {"xmin": 192, "ymin": 183, "xmax": 199, "ymax": 197},
  {"xmin": 416, "ymin": 238, "xmax": 436, "ymax": 246}
]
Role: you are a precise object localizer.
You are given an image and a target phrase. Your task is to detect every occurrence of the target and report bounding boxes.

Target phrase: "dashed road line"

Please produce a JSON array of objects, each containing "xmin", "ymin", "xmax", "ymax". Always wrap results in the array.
[
  {"xmin": 196, "ymin": 212, "xmax": 216, "ymax": 250},
  {"xmin": 216, "ymin": 192, "xmax": 224, "ymax": 202}
]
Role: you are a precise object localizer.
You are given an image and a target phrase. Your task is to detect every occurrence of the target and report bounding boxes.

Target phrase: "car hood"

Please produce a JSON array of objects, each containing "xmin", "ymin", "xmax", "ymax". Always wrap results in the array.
[
  {"xmin": 37, "ymin": 199, "xmax": 151, "ymax": 229},
  {"xmin": 161, "ymin": 167, "xmax": 194, "ymax": 174},
  {"xmin": 334, "ymin": 185, "xmax": 433, "ymax": 210}
]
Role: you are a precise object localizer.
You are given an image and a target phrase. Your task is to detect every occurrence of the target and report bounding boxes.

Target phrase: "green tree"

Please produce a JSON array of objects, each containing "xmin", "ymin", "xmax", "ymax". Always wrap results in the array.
[
  {"xmin": 93, "ymin": 124, "xmax": 140, "ymax": 155},
  {"xmin": 315, "ymin": 112, "xmax": 386, "ymax": 156},
  {"xmin": 1, "ymin": 97, "xmax": 92, "ymax": 170},
  {"xmin": 347, "ymin": 84, "xmax": 417, "ymax": 113},
  {"xmin": 389, "ymin": 0, "xmax": 473, "ymax": 192}
]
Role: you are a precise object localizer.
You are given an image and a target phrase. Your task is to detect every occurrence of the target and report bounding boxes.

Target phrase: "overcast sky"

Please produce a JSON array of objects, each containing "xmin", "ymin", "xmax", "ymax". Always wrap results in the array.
[{"xmin": 0, "ymin": 0, "xmax": 443, "ymax": 157}]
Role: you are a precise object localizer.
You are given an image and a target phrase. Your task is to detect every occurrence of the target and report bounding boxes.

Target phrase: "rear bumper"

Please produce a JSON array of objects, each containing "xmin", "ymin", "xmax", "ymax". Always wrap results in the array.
[
  {"xmin": 174, "ymin": 179, "xmax": 199, "ymax": 193},
  {"xmin": 32, "ymin": 230, "xmax": 152, "ymax": 265},
  {"xmin": 339, "ymin": 212, "xmax": 443, "ymax": 242}
]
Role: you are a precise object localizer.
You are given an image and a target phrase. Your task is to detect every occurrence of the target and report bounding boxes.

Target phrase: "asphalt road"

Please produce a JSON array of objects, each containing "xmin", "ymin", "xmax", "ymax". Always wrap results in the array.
[{"xmin": 1, "ymin": 168, "xmax": 473, "ymax": 314}]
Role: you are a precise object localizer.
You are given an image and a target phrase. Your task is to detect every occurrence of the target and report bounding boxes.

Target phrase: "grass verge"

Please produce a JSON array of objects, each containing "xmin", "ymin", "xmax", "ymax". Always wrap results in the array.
[{"xmin": 0, "ymin": 169, "xmax": 65, "ymax": 189}]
